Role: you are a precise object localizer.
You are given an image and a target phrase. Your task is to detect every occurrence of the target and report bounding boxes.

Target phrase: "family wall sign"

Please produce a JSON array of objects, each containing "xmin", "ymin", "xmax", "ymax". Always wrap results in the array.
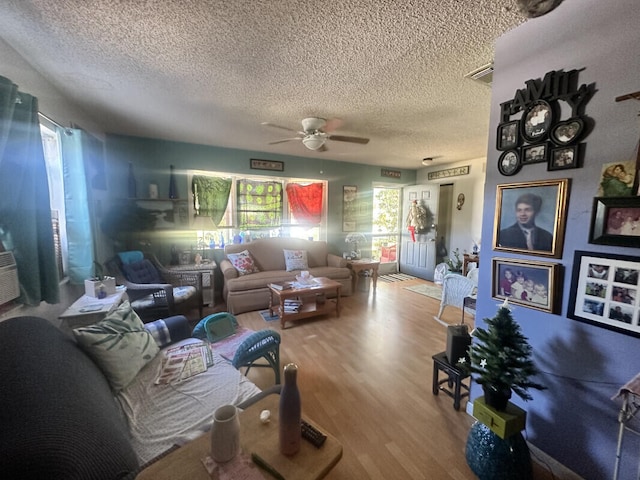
[{"xmin": 496, "ymin": 69, "xmax": 596, "ymax": 176}]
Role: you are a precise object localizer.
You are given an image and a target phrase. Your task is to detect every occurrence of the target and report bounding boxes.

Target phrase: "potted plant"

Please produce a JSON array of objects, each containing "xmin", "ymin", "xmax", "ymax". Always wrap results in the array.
[
  {"xmin": 465, "ymin": 300, "xmax": 546, "ymax": 410},
  {"xmin": 445, "ymin": 248, "xmax": 463, "ymax": 273}
]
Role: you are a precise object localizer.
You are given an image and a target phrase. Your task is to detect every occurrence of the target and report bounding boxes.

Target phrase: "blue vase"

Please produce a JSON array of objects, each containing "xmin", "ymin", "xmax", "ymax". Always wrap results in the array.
[{"xmin": 465, "ymin": 422, "xmax": 532, "ymax": 480}]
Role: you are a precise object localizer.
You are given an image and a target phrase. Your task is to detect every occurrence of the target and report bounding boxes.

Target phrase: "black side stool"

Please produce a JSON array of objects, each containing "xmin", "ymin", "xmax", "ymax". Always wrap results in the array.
[{"xmin": 432, "ymin": 351, "xmax": 470, "ymax": 410}]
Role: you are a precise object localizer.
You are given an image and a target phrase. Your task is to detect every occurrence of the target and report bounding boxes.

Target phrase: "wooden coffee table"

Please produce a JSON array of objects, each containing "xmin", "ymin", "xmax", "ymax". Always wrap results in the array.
[
  {"xmin": 135, "ymin": 393, "xmax": 342, "ymax": 480},
  {"xmin": 268, "ymin": 277, "xmax": 342, "ymax": 329}
]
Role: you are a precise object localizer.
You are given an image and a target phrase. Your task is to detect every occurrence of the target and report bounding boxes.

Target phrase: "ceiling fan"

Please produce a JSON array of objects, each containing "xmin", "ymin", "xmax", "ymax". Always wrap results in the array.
[{"xmin": 261, "ymin": 117, "xmax": 370, "ymax": 152}]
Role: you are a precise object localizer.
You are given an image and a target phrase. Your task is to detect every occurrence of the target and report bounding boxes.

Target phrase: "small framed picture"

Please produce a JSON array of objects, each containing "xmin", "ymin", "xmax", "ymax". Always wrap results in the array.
[
  {"xmin": 497, "ymin": 150, "xmax": 521, "ymax": 176},
  {"xmin": 550, "ymin": 118, "xmax": 583, "ymax": 146},
  {"xmin": 493, "ymin": 178, "xmax": 570, "ymax": 258},
  {"xmin": 492, "ymin": 257, "xmax": 562, "ymax": 313},
  {"xmin": 521, "ymin": 143, "xmax": 548, "ymax": 165},
  {"xmin": 250, "ymin": 159, "xmax": 284, "ymax": 171},
  {"xmin": 521, "ymin": 100, "xmax": 554, "ymax": 143},
  {"xmin": 589, "ymin": 197, "xmax": 640, "ymax": 247},
  {"xmin": 548, "ymin": 145, "xmax": 578, "ymax": 171},
  {"xmin": 567, "ymin": 250, "xmax": 640, "ymax": 337},
  {"xmin": 497, "ymin": 120, "xmax": 519, "ymax": 151}
]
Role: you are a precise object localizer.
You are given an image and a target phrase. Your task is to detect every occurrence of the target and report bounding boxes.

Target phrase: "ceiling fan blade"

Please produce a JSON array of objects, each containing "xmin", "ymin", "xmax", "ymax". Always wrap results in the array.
[
  {"xmin": 268, "ymin": 137, "xmax": 300, "ymax": 145},
  {"xmin": 323, "ymin": 118, "xmax": 344, "ymax": 133},
  {"xmin": 261, "ymin": 122, "xmax": 299, "ymax": 133},
  {"xmin": 329, "ymin": 134, "xmax": 370, "ymax": 144}
]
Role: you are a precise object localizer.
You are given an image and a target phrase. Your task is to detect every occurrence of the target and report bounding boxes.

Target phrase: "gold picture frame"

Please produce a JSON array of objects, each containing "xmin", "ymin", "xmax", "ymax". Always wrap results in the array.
[
  {"xmin": 492, "ymin": 257, "xmax": 562, "ymax": 314},
  {"xmin": 493, "ymin": 178, "xmax": 570, "ymax": 258}
]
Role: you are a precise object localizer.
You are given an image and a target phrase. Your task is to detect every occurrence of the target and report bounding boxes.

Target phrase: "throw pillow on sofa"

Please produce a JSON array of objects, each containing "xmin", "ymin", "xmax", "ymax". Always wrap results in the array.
[
  {"xmin": 283, "ymin": 249, "xmax": 308, "ymax": 271},
  {"xmin": 227, "ymin": 249, "xmax": 260, "ymax": 275},
  {"xmin": 73, "ymin": 301, "xmax": 159, "ymax": 391}
]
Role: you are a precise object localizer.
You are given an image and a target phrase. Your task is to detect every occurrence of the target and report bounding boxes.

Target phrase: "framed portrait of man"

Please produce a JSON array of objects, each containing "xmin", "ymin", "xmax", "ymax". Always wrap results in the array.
[{"xmin": 493, "ymin": 178, "xmax": 570, "ymax": 258}]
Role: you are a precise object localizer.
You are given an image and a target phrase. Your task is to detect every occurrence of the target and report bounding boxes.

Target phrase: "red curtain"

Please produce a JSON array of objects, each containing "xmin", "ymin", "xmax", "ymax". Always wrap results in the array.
[{"xmin": 286, "ymin": 183, "xmax": 323, "ymax": 224}]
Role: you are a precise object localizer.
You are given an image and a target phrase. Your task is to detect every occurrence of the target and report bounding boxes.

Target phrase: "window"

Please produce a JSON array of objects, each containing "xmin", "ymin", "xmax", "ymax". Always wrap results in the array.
[
  {"xmin": 371, "ymin": 186, "xmax": 400, "ymax": 262},
  {"xmin": 40, "ymin": 121, "xmax": 67, "ymax": 280},
  {"xmin": 190, "ymin": 171, "xmax": 327, "ymax": 249}
]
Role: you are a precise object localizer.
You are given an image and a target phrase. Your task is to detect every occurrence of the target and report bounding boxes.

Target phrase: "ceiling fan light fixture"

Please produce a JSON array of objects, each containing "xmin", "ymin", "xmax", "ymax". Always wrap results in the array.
[
  {"xmin": 422, "ymin": 157, "xmax": 433, "ymax": 166},
  {"xmin": 302, "ymin": 135, "xmax": 326, "ymax": 150}
]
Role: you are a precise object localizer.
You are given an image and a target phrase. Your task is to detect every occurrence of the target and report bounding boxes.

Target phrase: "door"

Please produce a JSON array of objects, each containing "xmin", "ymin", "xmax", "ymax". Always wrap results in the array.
[{"xmin": 399, "ymin": 185, "xmax": 439, "ymax": 280}]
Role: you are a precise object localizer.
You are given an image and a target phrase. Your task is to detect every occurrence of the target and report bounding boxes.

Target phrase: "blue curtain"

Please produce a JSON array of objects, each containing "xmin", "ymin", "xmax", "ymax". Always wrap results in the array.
[
  {"xmin": 0, "ymin": 76, "xmax": 59, "ymax": 305},
  {"xmin": 60, "ymin": 129, "xmax": 95, "ymax": 283}
]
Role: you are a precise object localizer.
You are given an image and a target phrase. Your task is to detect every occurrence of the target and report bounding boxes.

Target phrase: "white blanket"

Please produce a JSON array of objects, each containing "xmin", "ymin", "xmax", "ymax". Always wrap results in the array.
[{"xmin": 116, "ymin": 339, "xmax": 261, "ymax": 464}]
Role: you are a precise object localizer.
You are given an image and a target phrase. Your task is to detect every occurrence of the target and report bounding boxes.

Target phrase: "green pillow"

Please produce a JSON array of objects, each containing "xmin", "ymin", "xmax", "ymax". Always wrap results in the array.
[{"xmin": 73, "ymin": 301, "xmax": 159, "ymax": 391}]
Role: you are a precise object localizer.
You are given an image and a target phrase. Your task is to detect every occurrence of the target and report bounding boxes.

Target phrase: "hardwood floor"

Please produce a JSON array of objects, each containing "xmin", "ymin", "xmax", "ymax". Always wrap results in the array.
[
  {"xmin": 225, "ymin": 278, "xmax": 581, "ymax": 480},
  {"xmin": 6, "ymin": 277, "xmax": 580, "ymax": 479}
]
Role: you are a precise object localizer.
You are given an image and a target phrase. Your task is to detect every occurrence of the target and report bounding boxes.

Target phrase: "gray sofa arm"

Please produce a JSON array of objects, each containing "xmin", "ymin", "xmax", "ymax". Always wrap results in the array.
[{"xmin": 327, "ymin": 253, "xmax": 347, "ymax": 268}]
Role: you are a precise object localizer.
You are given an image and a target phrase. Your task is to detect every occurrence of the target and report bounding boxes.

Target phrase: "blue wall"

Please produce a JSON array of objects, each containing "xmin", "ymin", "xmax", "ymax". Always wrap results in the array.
[
  {"xmin": 476, "ymin": 1, "xmax": 640, "ymax": 478},
  {"xmin": 104, "ymin": 134, "xmax": 416, "ymax": 256}
]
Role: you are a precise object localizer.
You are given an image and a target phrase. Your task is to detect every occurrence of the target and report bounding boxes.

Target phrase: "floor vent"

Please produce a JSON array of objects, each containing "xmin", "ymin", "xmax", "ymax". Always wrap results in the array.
[
  {"xmin": 0, "ymin": 252, "xmax": 20, "ymax": 305},
  {"xmin": 465, "ymin": 62, "xmax": 494, "ymax": 86}
]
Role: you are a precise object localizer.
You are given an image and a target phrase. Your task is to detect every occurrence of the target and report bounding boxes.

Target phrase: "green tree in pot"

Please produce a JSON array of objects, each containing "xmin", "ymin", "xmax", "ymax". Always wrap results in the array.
[{"xmin": 468, "ymin": 300, "xmax": 546, "ymax": 410}]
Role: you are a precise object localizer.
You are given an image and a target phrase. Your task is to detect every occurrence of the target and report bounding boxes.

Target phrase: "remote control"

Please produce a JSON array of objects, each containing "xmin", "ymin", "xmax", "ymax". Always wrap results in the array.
[{"xmin": 301, "ymin": 419, "xmax": 327, "ymax": 448}]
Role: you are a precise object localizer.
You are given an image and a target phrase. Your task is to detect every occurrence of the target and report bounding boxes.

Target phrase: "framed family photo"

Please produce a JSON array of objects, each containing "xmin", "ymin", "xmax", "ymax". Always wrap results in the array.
[
  {"xmin": 493, "ymin": 178, "xmax": 570, "ymax": 258},
  {"xmin": 497, "ymin": 120, "xmax": 519, "ymax": 151},
  {"xmin": 492, "ymin": 257, "xmax": 562, "ymax": 313},
  {"xmin": 589, "ymin": 197, "xmax": 640, "ymax": 247},
  {"xmin": 567, "ymin": 251, "xmax": 640, "ymax": 337},
  {"xmin": 522, "ymin": 143, "xmax": 548, "ymax": 165},
  {"xmin": 548, "ymin": 145, "xmax": 579, "ymax": 171}
]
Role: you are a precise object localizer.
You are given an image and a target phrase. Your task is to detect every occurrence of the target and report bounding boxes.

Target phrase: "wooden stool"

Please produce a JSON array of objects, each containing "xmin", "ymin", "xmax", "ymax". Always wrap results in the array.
[{"xmin": 432, "ymin": 351, "xmax": 470, "ymax": 410}]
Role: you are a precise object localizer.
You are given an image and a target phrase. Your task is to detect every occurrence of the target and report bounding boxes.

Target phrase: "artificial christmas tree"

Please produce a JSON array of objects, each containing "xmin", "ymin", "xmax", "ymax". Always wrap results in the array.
[{"xmin": 467, "ymin": 299, "xmax": 546, "ymax": 410}]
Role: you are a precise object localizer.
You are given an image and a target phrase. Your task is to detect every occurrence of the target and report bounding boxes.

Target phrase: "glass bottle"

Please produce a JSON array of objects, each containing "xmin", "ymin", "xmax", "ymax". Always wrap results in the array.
[
  {"xmin": 168, "ymin": 164, "xmax": 178, "ymax": 199},
  {"xmin": 279, "ymin": 363, "xmax": 301, "ymax": 455},
  {"xmin": 127, "ymin": 162, "xmax": 137, "ymax": 198}
]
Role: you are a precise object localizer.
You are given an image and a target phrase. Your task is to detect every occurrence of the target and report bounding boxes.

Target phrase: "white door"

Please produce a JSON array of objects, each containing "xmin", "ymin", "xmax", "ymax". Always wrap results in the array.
[{"xmin": 399, "ymin": 185, "xmax": 439, "ymax": 280}]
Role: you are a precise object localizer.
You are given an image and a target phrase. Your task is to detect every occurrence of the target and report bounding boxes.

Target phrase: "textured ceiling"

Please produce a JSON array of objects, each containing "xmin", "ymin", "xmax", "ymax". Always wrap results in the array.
[{"xmin": 0, "ymin": 0, "xmax": 527, "ymax": 169}]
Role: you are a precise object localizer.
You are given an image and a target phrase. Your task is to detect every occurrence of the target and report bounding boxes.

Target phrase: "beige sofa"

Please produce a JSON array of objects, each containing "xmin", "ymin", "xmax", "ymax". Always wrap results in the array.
[{"xmin": 221, "ymin": 237, "xmax": 353, "ymax": 314}]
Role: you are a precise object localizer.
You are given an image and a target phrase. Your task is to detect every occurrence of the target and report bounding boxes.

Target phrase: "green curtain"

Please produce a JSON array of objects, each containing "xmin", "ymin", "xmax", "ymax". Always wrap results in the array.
[
  {"xmin": 237, "ymin": 179, "xmax": 283, "ymax": 228},
  {"xmin": 0, "ymin": 76, "xmax": 59, "ymax": 305},
  {"xmin": 60, "ymin": 128, "xmax": 95, "ymax": 283},
  {"xmin": 192, "ymin": 175, "xmax": 231, "ymax": 226}
]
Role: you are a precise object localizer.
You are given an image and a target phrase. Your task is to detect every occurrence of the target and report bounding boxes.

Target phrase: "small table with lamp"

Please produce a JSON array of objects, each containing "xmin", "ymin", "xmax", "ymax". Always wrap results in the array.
[{"xmin": 346, "ymin": 259, "xmax": 380, "ymax": 292}]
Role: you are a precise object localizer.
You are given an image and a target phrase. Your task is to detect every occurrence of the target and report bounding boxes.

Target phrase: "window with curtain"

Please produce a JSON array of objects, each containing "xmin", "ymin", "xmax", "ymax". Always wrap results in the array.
[
  {"xmin": 236, "ymin": 179, "xmax": 283, "ymax": 229},
  {"xmin": 189, "ymin": 170, "xmax": 327, "ymax": 244},
  {"xmin": 192, "ymin": 175, "xmax": 232, "ymax": 226},
  {"xmin": 285, "ymin": 183, "xmax": 324, "ymax": 225}
]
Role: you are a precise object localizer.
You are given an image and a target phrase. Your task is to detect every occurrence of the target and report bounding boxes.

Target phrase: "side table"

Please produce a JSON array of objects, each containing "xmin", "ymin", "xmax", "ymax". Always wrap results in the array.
[
  {"xmin": 168, "ymin": 262, "xmax": 216, "ymax": 307},
  {"xmin": 58, "ymin": 290, "xmax": 126, "ymax": 329},
  {"xmin": 432, "ymin": 351, "xmax": 470, "ymax": 411},
  {"xmin": 135, "ymin": 393, "xmax": 343, "ymax": 480},
  {"xmin": 347, "ymin": 259, "xmax": 380, "ymax": 292}
]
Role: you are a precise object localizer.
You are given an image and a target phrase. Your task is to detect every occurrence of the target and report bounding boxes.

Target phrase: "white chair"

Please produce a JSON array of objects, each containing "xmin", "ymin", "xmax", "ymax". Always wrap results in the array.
[
  {"xmin": 435, "ymin": 273, "xmax": 476, "ymax": 323},
  {"xmin": 433, "ymin": 262, "xmax": 450, "ymax": 285}
]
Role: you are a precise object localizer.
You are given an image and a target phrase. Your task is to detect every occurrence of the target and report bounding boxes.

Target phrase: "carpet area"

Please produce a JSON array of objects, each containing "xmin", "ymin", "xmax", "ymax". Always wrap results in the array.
[
  {"xmin": 403, "ymin": 284, "xmax": 442, "ymax": 300},
  {"xmin": 379, "ymin": 273, "xmax": 417, "ymax": 282},
  {"xmin": 259, "ymin": 309, "xmax": 279, "ymax": 322}
]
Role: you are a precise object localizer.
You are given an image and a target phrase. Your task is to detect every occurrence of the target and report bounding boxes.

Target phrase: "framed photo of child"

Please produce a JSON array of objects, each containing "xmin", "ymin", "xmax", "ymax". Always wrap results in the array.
[{"xmin": 492, "ymin": 257, "xmax": 562, "ymax": 314}]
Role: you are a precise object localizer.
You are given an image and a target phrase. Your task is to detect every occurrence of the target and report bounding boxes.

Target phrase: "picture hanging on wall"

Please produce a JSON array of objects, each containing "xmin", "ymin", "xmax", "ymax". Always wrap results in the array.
[
  {"xmin": 567, "ymin": 250, "xmax": 640, "ymax": 337},
  {"xmin": 597, "ymin": 161, "xmax": 636, "ymax": 197},
  {"xmin": 492, "ymin": 257, "xmax": 562, "ymax": 314},
  {"xmin": 342, "ymin": 185, "xmax": 357, "ymax": 232},
  {"xmin": 495, "ymin": 69, "xmax": 595, "ymax": 176},
  {"xmin": 493, "ymin": 178, "xmax": 570, "ymax": 258},
  {"xmin": 589, "ymin": 197, "xmax": 640, "ymax": 247}
]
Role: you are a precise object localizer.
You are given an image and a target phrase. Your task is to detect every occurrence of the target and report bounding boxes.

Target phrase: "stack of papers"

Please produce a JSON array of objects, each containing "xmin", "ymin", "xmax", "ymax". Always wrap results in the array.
[{"xmin": 155, "ymin": 342, "xmax": 214, "ymax": 385}]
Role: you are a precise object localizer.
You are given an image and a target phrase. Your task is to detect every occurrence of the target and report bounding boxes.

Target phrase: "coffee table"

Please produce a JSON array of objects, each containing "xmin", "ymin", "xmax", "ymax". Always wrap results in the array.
[
  {"xmin": 58, "ymin": 290, "xmax": 126, "ymax": 329},
  {"xmin": 268, "ymin": 277, "xmax": 341, "ymax": 329},
  {"xmin": 135, "ymin": 393, "xmax": 343, "ymax": 480}
]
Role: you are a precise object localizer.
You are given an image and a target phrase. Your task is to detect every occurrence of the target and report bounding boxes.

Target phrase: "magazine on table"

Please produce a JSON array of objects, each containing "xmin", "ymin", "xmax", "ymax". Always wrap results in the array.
[
  {"xmin": 269, "ymin": 282, "xmax": 293, "ymax": 290},
  {"xmin": 155, "ymin": 342, "xmax": 214, "ymax": 385}
]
